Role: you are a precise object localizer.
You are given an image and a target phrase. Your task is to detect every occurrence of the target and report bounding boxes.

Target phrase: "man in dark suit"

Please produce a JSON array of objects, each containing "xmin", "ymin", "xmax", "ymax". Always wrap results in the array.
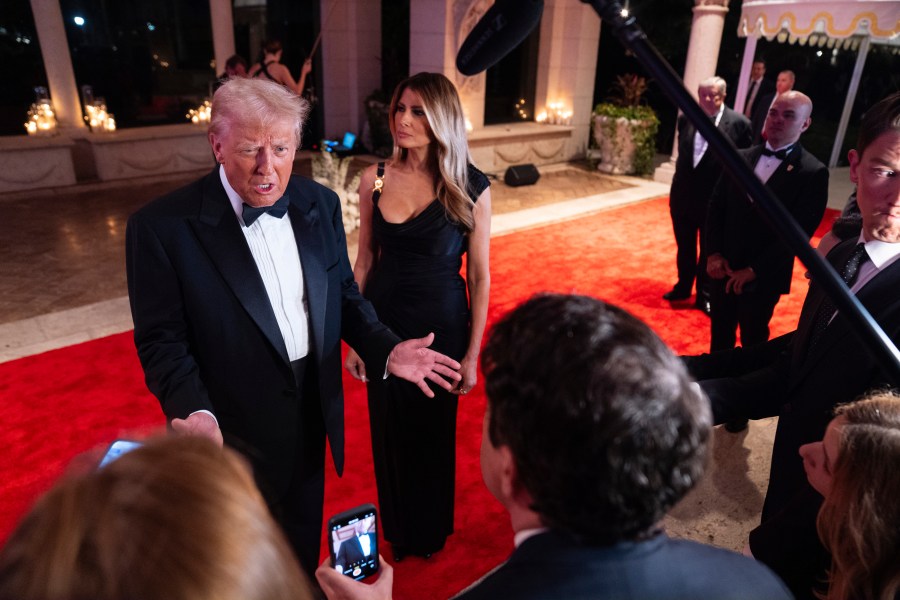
[
  {"xmin": 125, "ymin": 77, "xmax": 460, "ymax": 575},
  {"xmin": 706, "ymin": 90, "xmax": 828, "ymax": 356},
  {"xmin": 686, "ymin": 91, "xmax": 900, "ymax": 599},
  {"xmin": 750, "ymin": 69, "xmax": 795, "ymax": 144},
  {"xmin": 744, "ymin": 59, "xmax": 775, "ymax": 142},
  {"xmin": 335, "ymin": 524, "xmax": 375, "ymax": 572},
  {"xmin": 665, "ymin": 76, "xmax": 752, "ymax": 313},
  {"xmin": 317, "ymin": 294, "xmax": 792, "ymax": 599}
]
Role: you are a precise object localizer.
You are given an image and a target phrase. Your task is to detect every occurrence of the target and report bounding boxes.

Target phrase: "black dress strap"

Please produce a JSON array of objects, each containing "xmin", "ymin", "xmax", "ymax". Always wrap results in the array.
[
  {"xmin": 254, "ymin": 61, "xmax": 278, "ymax": 83},
  {"xmin": 372, "ymin": 162, "xmax": 386, "ymax": 205}
]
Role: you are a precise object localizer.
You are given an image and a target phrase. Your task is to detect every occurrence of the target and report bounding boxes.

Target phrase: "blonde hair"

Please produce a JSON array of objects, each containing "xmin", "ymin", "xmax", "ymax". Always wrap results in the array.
[
  {"xmin": 0, "ymin": 437, "xmax": 313, "ymax": 600},
  {"xmin": 389, "ymin": 72, "xmax": 475, "ymax": 231},
  {"xmin": 817, "ymin": 391, "xmax": 900, "ymax": 600},
  {"xmin": 210, "ymin": 77, "xmax": 310, "ymax": 146}
]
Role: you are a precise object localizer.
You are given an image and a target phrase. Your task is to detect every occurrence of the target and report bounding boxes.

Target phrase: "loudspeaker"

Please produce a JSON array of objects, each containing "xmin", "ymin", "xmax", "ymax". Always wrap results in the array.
[{"xmin": 504, "ymin": 163, "xmax": 540, "ymax": 187}]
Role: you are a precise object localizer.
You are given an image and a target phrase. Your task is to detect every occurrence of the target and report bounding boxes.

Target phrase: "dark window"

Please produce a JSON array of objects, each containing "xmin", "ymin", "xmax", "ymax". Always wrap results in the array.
[
  {"xmin": 59, "ymin": 0, "xmax": 214, "ymax": 129},
  {"xmin": 0, "ymin": 0, "xmax": 49, "ymax": 136},
  {"xmin": 381, "ymin": 0, "xmax": 410, "ymax": 96},
  {"xmin": 483, "ymin": 22, "xmax": 539, "ymax": 125}
]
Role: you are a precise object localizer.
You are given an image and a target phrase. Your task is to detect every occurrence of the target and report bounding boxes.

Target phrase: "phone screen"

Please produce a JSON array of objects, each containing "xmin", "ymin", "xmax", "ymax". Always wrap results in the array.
[
  {"xmin": 98, "ymin": 440, "xmax": 143, "ymax": 468},
  {"xmin": 328, "ymin": 504, "xmax": 378, "ymax": 580}
]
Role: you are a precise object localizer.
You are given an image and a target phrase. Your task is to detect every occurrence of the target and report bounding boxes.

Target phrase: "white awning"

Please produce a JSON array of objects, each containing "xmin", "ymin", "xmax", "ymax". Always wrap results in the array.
[{"xmin": 739, "ymin": 0, "xmax": 900, "ymax": 41}]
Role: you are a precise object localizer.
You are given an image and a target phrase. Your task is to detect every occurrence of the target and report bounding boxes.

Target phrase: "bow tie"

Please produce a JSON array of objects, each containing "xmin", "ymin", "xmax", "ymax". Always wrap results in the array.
[
  {"xmin": 761, "ymin": 146, "xmax": 793, "ymax": 160},
  {"xmin": 242, "ymin": 195, "xmax": 289, "ymax": 226}
]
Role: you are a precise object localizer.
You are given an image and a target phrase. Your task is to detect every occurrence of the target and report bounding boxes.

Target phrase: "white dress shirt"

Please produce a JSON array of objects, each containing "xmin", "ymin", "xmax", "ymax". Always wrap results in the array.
[
  {"xmin": 220, "ymin": 166, "xmax": 310, "ymax": 361},
  {"xmin": 753, "ymin": 142, "xmax": 794, "ymax": 184},
  {"xmin": 693, "ymin": 104, "xmax": 725, "ymax": 167},
  {"xmin": 850, "ymin": 235, "xmax": 900, "ymax": 294}
]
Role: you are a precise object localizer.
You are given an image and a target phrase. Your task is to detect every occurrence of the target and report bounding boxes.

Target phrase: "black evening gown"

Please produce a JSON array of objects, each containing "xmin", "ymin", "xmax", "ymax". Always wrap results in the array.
[{"xmin": 363, "ymin": 163, "xmax": 490, "ymax": 555}]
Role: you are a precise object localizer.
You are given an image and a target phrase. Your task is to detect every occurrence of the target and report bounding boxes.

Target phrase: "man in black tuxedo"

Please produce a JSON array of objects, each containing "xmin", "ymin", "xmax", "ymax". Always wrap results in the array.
[
  {"xmin": 317, "ymin": 294, "xmax": 792, "ymax": 599},
  {"xmin": 706, "ymin": 90, "xmax": 828, "ymax": 355},
  {"xmin": 686, "ymin": 92, "xmax": 900, "ymax": 598},
  {"xmin": 665, "ymin": 76, "xmax": 752, "ymax": 313},
  {"xmin": 743, "ymin": 59, "xmax": 775, "ymax": 142},
  {"xmin": 335, "ymin": 523, "xmax": 375, "ymax": 572},
  {"xmin": 125, "ymin": 77, "xmax": 460, "ymax": 575}
]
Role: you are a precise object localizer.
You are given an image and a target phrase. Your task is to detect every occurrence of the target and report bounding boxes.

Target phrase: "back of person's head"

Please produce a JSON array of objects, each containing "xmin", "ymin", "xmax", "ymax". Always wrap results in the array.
[
  {"xmin": 818, "ymin": 391, "xmax": 900, "ymax": 600},
  {"xmin": 856, "ymin": 91, "xmax": 900, "ymax": 158},
  {"xmin": 224, "ymin": 54, "xmax": 248, "ymax": 73},
  {"xmin": 481, "ymin": 293, "xmax": 710, "ymax": 544},
  {"xmin": 210, "ymin": 77, "xmax": 309, "ymax": 145},
  {"xmin": 389, "ymin": 72, "xmax": 474, "ymax": 231},
  {"xmin": 262, "ymin": 39, "xmax": 283, "ymax": 56},
  {"xmin": 0, "ymin": 436, "xmax": 312, "ymax": 600}
]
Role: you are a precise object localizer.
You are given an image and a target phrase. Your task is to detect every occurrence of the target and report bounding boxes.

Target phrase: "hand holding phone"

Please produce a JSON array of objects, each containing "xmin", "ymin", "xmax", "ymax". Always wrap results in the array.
[
  {"xmin": 316, "ymin": 555, "xmax": 393, "ymax": 600},
  {"xmin": 328, "ymin": 503, "xmax": 379, "ymax": 580}
]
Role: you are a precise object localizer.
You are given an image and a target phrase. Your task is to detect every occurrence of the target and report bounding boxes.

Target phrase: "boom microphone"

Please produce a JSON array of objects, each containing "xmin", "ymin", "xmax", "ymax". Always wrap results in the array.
[{"xmin": 456, "ymin": 0, "xmax": 544, "ymax": 76}]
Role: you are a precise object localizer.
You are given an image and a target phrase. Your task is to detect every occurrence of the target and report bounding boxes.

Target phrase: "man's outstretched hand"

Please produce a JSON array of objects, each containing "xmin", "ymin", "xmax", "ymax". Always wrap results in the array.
[
  {"xmin": 387, "ymin": 333, "xmax": 461, "ymax": 398},
  {"xmin": 171, "ymin": 412, "xmax": 224, "ymax": 447}
]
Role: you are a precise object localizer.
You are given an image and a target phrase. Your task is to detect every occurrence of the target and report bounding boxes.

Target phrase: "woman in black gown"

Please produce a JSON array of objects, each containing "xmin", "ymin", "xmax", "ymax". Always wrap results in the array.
[{"xmin": 345, "ymin": 72, "xmax": 491, "ymax": 559}]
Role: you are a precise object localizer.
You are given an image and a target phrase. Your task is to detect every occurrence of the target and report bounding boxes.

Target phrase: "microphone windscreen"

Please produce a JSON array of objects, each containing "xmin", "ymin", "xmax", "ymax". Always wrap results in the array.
[{"xmin": 456, "ymin": 0, "xmax": 544, "ymax": 76}]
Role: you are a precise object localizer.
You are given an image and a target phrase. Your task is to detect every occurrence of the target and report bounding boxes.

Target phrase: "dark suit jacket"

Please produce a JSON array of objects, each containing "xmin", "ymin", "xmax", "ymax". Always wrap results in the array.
[
  {"xmin": 669, "ymin": 107, "xmax": 752, "ymax": 219},
  {"xmin": 747, "ymin": 79, "xmax": 776, "ymax": 142},
  {"xmin": 706, "ymin": 143, "xmax": 828, "ymax": 296},
  {"xmin": 126, "ymin": 168, "xmax": 399, "ymax": 494},
  {"xmin": 686, "ymin": 239, "xmax": 900, "ymax": 595},
  {"xmin": 336, "ymin": 532, "xmax": 374, "ymax": 568},
  {"xmin": 453, "ymin": 530, "xmax": 791, "ymax": 599}
]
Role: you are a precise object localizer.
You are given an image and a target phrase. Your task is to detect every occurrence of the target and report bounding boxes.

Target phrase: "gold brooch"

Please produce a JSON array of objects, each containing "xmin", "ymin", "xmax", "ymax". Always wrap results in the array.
[{"xmin": 372, "ymin": 177, "xmax": 384, "ymax": 193}]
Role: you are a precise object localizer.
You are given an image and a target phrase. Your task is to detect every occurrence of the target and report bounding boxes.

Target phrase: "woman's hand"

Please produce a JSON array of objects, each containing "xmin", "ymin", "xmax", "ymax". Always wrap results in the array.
[
  {"xmin": 453, "ymin": 354, "xmax": 478, "ymax": 396},
  {"xmin": 345, "ymin": 348, "xmax": 368, "ymax": 382}
]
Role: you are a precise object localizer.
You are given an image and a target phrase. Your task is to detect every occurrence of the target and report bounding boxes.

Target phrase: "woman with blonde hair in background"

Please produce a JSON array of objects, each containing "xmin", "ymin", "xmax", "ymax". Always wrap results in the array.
[
  {"xmin": 800, "ymin": 390, "xmax": 900, "ymax": 600},
  {"xmin": 0, "ymin": 436, "xmax": 313, "ymax": 600},
  {"xmin": 344, "ymin": 71, "xmax": 491, "ymax": 560}
]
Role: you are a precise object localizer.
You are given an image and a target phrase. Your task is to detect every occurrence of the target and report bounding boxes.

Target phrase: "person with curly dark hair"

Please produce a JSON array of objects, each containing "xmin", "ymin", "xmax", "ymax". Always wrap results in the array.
[{"xmin": 457, "ymin": 294, "xmax": 789, "ymax": 599}]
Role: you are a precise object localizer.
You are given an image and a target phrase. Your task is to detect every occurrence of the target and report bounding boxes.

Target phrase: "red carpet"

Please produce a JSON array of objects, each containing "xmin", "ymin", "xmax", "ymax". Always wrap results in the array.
[{"xmin": 0, "ymin": 197, "xmax": 836, "ymax": 598}]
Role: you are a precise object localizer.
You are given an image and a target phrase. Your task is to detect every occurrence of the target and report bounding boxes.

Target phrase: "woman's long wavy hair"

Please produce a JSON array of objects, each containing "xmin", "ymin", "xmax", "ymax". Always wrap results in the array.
[
  {"xmin": 389, "ymin": 72, "xmax": 475, "ymax": 232},
  {"xmin": 817, "ymin": 391, "xmax": 900, "ymax": 600}
]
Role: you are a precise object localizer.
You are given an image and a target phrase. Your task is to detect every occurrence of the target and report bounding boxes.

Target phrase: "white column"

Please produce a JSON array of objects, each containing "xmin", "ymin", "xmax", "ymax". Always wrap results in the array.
[
  {"xmin": 830, "ymin": 36, "xmax": 870, "ymax": 168},
  {"xmin": 209, "ymin": 0, "xmax": 236, "ymax": 76},
  {"xmin": 410, "ymin": 0, "xmax": 451, "ymax": 76},
  {"xmin": 29, "ymin": 0, "xmax": 84, "ymax": 130},
  {"xmin": 535, "ymin": 0, "xmax": 600, "ymax": 156},
  {"xmin": 321, "ymin": 0, "xmax": 382, "ymax": 137},
  {"xmin": 654, "ymin": 0, "xmax": 728, "ymax": 184},
  {"xmin": 733, "ymin": 35, "xmax": 759, "ymax": 116},
  {"xmin": 414, "ymin": 0, "xmax": 487, "ymax": 129}
]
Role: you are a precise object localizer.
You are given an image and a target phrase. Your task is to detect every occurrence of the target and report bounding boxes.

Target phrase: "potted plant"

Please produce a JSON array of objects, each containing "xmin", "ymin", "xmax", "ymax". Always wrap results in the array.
[
  {"xmin": 311, "ymin": 149, "xmax": 363, "ymax": 234},
  {"xmin": 592, "ymin": 74, "xmax": 659, "ymax": 176}
]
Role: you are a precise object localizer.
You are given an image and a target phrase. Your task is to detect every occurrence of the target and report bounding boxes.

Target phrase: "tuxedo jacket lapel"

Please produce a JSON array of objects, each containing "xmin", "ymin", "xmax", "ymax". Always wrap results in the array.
[
  {"xmin": 190, "ymin": 170, "xmax": 291, "ymax": 365},
  {"xmin": 288, "ymin": 182, "xmax": 328, "ymax": 363}
]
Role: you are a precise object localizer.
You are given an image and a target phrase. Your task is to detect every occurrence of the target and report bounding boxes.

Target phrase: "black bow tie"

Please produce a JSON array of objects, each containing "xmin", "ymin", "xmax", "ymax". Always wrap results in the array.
[
  {"xmin": 761, "ymin": 146, "xmax": 793, "ymax": 160},
  {"xmin": 242, "ymin": 195, "xmax": 289, "ymax": 226}
]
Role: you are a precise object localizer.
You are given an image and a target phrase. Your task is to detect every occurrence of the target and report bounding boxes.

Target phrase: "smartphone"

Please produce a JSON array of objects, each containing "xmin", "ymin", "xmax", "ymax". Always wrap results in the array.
[
  {"xmin": 98, "ymin": 439, "xmax": 143, "ymax": 469},
  {"xmin": 328, "ymin": 503, "xmax": 379, "ymax": 580}
]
